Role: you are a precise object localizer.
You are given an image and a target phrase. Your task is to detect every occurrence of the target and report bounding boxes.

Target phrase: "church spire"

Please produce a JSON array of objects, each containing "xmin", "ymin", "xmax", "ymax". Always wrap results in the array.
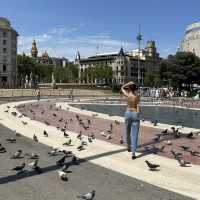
[{"xmin": 31, "ymin": 39, "xmax": 38, "ymax": 58}]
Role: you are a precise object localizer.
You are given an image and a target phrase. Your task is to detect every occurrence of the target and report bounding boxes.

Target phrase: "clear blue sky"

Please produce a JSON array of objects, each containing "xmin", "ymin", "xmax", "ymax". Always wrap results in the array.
[{"xmin": 1, "ymin": 0, "xmax": 200, "ymax": 60}]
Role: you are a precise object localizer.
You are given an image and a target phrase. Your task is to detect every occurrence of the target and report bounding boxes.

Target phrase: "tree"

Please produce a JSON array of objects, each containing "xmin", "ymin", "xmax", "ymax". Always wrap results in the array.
[{"xmin": 159, "ymin": 52, "xmax": 200, "ymax": 90}]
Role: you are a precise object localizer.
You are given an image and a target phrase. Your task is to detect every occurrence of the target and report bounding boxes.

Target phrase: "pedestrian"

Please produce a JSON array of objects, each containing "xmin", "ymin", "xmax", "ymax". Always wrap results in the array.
[
  {"xmin": 120, "ymin": 81, "xmax": 141, "ymax": 160},
  {"xmin": 36, "ymin": 89, "xmax": 40, "ymax": 101}
]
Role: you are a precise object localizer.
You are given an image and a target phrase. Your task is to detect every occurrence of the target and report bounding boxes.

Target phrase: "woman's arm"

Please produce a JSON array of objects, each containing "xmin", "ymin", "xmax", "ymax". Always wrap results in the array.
[{"xmin": 120, "ymin": 81, "xmax": 134, "ymax": 97}]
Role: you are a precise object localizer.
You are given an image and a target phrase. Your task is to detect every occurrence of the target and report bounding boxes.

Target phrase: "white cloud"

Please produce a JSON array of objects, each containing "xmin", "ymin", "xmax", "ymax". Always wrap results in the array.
[{"xmin": 18, "ymin": 26, "xmax": 134, "ymax": 60}]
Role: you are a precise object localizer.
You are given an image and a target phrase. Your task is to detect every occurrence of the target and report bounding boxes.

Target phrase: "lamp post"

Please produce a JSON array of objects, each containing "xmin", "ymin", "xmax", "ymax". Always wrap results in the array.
[{"xmin": 136, "ymin": 25, "xmax": 142, "ymax": 87}]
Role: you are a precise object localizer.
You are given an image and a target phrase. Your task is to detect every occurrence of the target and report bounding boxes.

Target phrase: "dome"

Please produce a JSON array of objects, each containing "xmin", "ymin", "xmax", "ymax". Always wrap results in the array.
[
  {"xmin": 42, "ymin": 50, "xmax": 49, "ymax": 59},
  {"xmin": 186, "ymin": 22, "xmax": 200, "ymax": 33}
]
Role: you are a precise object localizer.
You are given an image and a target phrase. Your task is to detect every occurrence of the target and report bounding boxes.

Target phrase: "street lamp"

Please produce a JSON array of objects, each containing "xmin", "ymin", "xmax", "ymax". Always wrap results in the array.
[{"xmin": 136, "ymin": 25, "xmax": 142, "ymax": 87}]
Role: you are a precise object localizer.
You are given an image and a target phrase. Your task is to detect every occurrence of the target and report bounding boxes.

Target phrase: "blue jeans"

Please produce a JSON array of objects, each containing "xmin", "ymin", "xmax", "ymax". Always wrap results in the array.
[{"xmin": 124, "ymin": 111, "xmax": 140, "ymax": 153}]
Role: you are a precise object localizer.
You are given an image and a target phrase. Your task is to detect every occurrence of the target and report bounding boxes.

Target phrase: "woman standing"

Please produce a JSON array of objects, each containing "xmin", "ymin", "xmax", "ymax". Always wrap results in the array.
[{"xmin": 121, "ymin": 81, "xmax": 141, "ymax": 159}]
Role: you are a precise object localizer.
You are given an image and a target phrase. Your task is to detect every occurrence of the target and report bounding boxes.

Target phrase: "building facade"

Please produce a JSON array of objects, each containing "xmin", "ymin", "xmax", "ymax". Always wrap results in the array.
[
  {"xmin": 75, "ymin": 40, "xmax": 160, "ymax": 85},
  {"xmin": 30, "ymin": 40, "xmax": 68, "ymax": 67},
  {"xmin": 180, "ymin": 22, "xmax": 200, "ymax": 57},
  {"xmin": 0, "ymin": 17, "xmax": 18, "ymax": 88}
]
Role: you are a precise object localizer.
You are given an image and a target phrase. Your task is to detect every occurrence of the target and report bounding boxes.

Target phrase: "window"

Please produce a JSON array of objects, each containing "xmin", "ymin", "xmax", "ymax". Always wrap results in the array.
[
  {"xmin": 3, "ymin": 65, "xmax": 6, "ymax": 72},
  {"xmin": 3, "ymin": 32, "xmax": 7, "ymax": 37},
  {"xmin": 3, "ymin": 48, "xmax": 7, "ymax": 53},
  {"xmin": 2, "ymin": 76, "xmax": 7, "ymax": 82},
  {"xmin": 3, "ymin": 40, "xmax": 7, "ymax": 45},
  {"xmin": 3, "ymin": 56, "xmax": 7, "ymax": 63}
]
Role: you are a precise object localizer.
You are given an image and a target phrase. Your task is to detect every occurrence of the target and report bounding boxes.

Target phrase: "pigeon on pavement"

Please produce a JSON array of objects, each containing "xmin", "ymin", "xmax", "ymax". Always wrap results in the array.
[
  {"xmin": 12, "ymin": 163, "xmax": 26, "ymax": 172},
  {"xmin": 58, "ymin": 170, "xmax": 68, "ymax": 181},
  {"xmin": 77, "ymin": 190, "xmax": 95, "ymax": 200},
  {"xmin": 56, "ymin": 156, "xmax": 66, "ymax": 166},
  {"xmin": 10, "ymin": 149, "xmax": 22, "ymax": 159},
  {"xmin": 6, "ymin": 137, "xmax": 16, "ymax": 143},
  {"xmin": 145, "ymin": 160, "xmax": 160, "ymax": 171},
  {"xmin": 43, "ymin": 130, "xmax": 48, "ymax": 137},
  {"xmin": 177, "ymin": 158, "xmax": 191, "ymax": 167}
]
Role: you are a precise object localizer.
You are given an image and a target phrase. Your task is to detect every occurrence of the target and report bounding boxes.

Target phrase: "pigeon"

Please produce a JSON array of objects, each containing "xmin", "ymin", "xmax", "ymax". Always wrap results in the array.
[
  {"xmin": 62, "ymin": 138, "xmax": 72, "ymax": 146},
  {"xmin": 58, "ymin": 170, "xmax": 68, "ymax": 181},
  {"xmin": 189, "ymin": 150, "xmax": 200, "ymax": 156},
  {"xmin": 64, "ymin": 131, "xmax": 69, "ymax": 138},
  {"xmin": 48, "ymin": 149, "xmax": 58, "ymax": 156},
  {"xmin": 151, "ymin": 145, "xmax": 165, "ymax": 153},
  {"xmin": 44, "ymin": 121, "xmax": 50, "ymax": 126},
  {"xmin": 34, "ymin": 166, "xmax": 42, "ymax": 174},
  {"xmin": 171, "ymin": 150, "xmax": 182, "ymax": 159},
  {"xmin": 12, "ymin": 163, "xmax": 26, "ymax": 172},
  {"xmin": 33, "ymin": 134, "xmax": 38, "ymax": 142},
  {"xmin": 58, "ymin": 118, "xmax": 63, "ymax": 122},
  {"xmin": 106, "ymin": 134, "xmax": 111, "ymax": 140},
  {"xmin": 0, "ymin": 145, "xmax": 6, "ymax": 153},
  {"xmin": 159, "ymin": 145, "xmax": 165, "ymax": 152},
  {"xmin": 179, "ymin": 145, "xmax": 190, "ymax": 151},
  {"xmin": 62, "ymin": 163, "xmax": 70, "ymax": 172},
  {"xmin": 61, "ymin": 128, "xmax": 66, "ymax": 132},
  {"xmin": 152, "ymin": 135, "xmax": 160, "ymax": 142},
  {"xmin": 77, "ymin": 190, "xmax": 95, "ymax": 200},
  {"xmin": 77, "ymin": 131, "xmax": 82, "ymax": 139},
  {"xmin": 77, "ymin": 143, "xmax": 85, "ymax": 151},
  {"xmin": 71, "ymin": 155, "xmax": 77, "ymax": 165},
  {"xmin": 25, "ymin": 153, "xmax": 39, "ymax": 159},
  {"xmin": 28, "ymin": 159, "xmax": 38, "ymax": 169},
  {"xmin": 6, "ymin": 137, "xmax": 16, "ymax": 143},
  {"xmin": 187, "ymin": 132, "xmax": 194, "ymax": 139},
  {"xmin": 11, "ymin": 111, "xmax": 17, "ymax": 116},
  {"xmin": 10, "ymin": 149, "xmax": 22, "ymax": 159},
  {"xmin": 88, "ymin": 136, "xmax": 93, "ymax": 143},
  {"xmin": 56, "ymin": 156, "xmax": 66, "ymax": 166},
  {"xmin": 90, "ymin": 133, "xmax": 95, "ymax": 140},
  {"xmin": 21, "ymin": 121, "xmax": 28, "ymax": 125},
  {"xmin": 18, "ymin": 114, "xmax": 23, "ymax": 118},
  {"xmin": 177, "ymin": 158, "xmax": 191, "ymax": 167},
  {"xmin": 15, "ymin": 132, "xmax": 21, "ymax": 137},
  {"xmin": 100, "ymin": 131, "xmax": 107, "ymax": 137},
  {"xmin": 62, "ymin": 150, "xmax": 73, "ymax": 157},
  {"xmin": 53, "ymin": 113, "xmax": 57, "ymax": 117},
  {"xmin": 43, "ymin": 130, "xmax": 48, "ymax": 137},
  {"xmin": 161, "ymin": 129, "xmax": 168, "ymax": 135},
  {"xmin": 145, "ymin": 160, "xmax": 160, "ymax": 171}
]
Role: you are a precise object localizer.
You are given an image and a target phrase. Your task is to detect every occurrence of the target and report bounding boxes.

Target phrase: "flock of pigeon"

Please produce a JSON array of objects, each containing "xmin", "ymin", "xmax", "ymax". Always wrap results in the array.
[
  {"xmin": 144, "ymin": 126, "xmax": 200, "ymax": 170},
  {"xmin": 2, "ymin": 104, "xmax": 96, "ymax": 200},
  {"xmin": 2, "ymin": 101, "xmax": 200, "ymax": 199}
]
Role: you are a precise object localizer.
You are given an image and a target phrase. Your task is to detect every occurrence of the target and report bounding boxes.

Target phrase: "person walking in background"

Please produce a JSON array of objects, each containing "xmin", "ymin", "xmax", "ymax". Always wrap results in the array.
[
  {"xmin": 36, "ymin": 89, "xmax": 40, "ymax": 101},
  {"xmin": 120, "ymin": 81, "xmax": 141, "ymax": 159}
]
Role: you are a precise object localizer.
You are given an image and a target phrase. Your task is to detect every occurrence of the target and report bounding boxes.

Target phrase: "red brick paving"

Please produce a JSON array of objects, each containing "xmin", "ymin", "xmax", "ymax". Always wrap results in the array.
[{"xmin": 16, "ymin": 101, "xmax": 200, "ymax": 165}]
